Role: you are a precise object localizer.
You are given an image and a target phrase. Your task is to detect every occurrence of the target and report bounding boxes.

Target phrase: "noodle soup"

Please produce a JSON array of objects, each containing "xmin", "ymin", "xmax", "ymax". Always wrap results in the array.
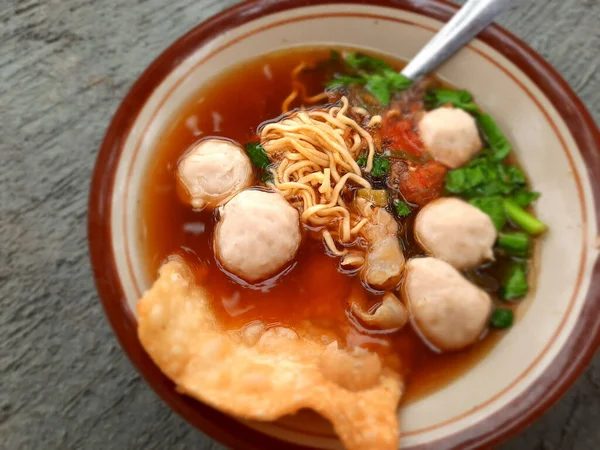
[{"xmin": 137, "ymin": 47, "xmax": 546, "ymax": 449}]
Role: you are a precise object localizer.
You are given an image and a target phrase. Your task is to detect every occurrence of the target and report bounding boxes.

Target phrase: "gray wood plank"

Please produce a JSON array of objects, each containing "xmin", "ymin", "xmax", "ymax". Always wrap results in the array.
[{"xmin": 1, "ymin": 0, "xmax": 598, "ymax": 449}]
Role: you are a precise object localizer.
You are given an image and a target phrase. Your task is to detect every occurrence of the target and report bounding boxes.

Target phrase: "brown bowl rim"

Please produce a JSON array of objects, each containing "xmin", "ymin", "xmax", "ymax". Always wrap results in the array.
[{"xmin": 88, "ymin": 0, "xmax": 600, "ymax": 449}]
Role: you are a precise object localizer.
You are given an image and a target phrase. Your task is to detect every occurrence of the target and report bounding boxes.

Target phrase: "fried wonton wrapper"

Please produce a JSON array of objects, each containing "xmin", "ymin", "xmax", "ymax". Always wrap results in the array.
[{"xmin": 137, "ymin": 259, "xmax": 403, "ymax": 450}]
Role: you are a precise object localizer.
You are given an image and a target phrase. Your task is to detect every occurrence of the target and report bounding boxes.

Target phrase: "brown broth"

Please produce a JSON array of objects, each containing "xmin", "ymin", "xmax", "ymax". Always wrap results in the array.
[{"xmin": 139, "ymin": 47, "xmax": 509, "ymax": 404}]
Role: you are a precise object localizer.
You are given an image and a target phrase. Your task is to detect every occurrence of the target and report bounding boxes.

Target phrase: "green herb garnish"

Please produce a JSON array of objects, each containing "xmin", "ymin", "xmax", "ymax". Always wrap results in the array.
[
  {"xmin": 469, "ymin": 196, "xmax": 506, "ymax": 230},
  {"xmin": 244, "ymin": 142, "xmax": 273, "ymax": 184},
  {"xmin": 325, "ymin": 76, "xmax": 366, "ymax": 89},
  {"xmin": 497, "ymin": 232, "xmax": 530, "ymax": 257},
  {"xmin": 445, "ymin": 156, "xmax": 527, "ymax": 199},
  {"xmin": 504, "ymin": 199, "xmax": 548, "ymax": 236},
  {"xmin": 394, "ymin": 200, "xmax": 411, "ymax": 217},
  {"xmin": 365, "ymin": 74, "xmax": 391, "ymax": 105},
  {"xmin": 356, "ymin": 154, "xmax": 367, "ymax": 167},
  {"xmin": 501, "ymin": 261, "xmax": 529, "ymax": 300},
  {"xmin": 424, "ymin": 88, "xmax": 478, "ymax": 113},
  {"xmin": 510, "ymin": 190, "xmax": 541, "ymax": 208},
  {"xmin": 490, "ymin": 308, "xmax": 514, "ymax": 328},
  {"xmin": 244, "ymin": 142, "xmax": 270, "ymax": 170},
  {"xmin": 345, "ymin": 52, "xmax": 390, "ymax": 72},
  {"xmin": 370, "ymin": 156, "xmax": 390, "ymax": 177},
  {"xmin": 476, "ymin": 112, "xmax": 512, "ymax": 161},
  {"xmin": 326, "ymin": 52, "xmax": 412, "ymax": 105}
]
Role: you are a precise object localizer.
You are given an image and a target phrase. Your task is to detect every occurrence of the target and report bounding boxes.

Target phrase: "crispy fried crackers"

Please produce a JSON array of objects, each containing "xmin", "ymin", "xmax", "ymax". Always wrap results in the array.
[{"xmin": 137, "ymin": 259, "xmax": 403, "ymax": 450}]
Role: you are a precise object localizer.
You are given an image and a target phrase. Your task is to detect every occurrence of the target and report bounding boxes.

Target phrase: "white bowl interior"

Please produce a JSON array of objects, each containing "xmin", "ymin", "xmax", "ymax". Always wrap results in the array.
[{"xmin": 109, "ymin": 3, "xmax": 599, "ymax": 448}]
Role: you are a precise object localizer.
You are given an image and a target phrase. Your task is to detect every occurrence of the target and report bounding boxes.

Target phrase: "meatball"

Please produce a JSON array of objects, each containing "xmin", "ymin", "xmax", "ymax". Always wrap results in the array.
[
  {"xmin": 176, "ymin": 138, "xmax": 253, "ymax": 210},
  {"xmin": 214, "ymin": 189, "xmax": 301, "ymax": 282},
  {"xmin": 418, "ymin": 107, "xmax": 482, "ymax": 168},
  {"xmin": 403, "ymin": 257, "xmax": 492, "ymax": 351},
  {"xmin": 414, "ymin": 197, "xmax": 496, "ymax": 270}
]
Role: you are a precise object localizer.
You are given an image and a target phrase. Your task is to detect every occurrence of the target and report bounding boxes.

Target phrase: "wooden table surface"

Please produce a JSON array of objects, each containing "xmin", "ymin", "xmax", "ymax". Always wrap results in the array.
[{"xmin": 1, "ymin": 0, "xmax": 599, "ymax": 449}]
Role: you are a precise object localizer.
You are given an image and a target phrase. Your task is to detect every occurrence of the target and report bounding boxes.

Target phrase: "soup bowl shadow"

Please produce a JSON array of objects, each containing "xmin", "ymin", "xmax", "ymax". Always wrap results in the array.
[{"xmin": 88, "ymin": 0, "xmax": 600, "ymax": 449}]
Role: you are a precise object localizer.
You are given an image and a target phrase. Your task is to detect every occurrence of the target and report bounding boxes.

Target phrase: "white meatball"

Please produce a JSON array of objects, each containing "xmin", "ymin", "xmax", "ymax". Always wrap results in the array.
[
  {"xmin": 418, "ymin": 107, "xmax": 482, "ymax": 168},
  {"xmin": 415, "ymin": 197, "xmax": 496, "ymax": 270},
  {"xmin": 403, "ymin": 257, "xmax": 492, "ymax": 351},
  {"xmin": 177, "ymin": 138, "xmax": 253, "ymax": 210},
  {"xmin": 214, "ymin": 190, "xmax": 301, "ymax": 282}
]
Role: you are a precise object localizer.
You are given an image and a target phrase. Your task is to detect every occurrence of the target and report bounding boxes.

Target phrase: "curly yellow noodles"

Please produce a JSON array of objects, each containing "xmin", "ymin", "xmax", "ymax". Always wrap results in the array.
[{"xmin": 260, "ymin": 96, "xmax": 380, "ymax": 255}]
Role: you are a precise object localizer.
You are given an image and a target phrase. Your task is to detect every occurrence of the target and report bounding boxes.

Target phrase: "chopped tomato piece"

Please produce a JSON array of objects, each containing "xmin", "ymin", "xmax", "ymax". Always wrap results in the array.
[
  {"xmin": 387, "ymin": 160, "xmax": 447, "ymax": 206},
  {"xmin": 381, "ymin": 115, "xmax": 425, "ymax": 157}
]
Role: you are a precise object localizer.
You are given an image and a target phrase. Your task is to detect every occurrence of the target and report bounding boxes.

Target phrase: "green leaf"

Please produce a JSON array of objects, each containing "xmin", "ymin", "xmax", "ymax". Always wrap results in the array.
[
  {"xmin": 364, "ymin": 74, "xmax": 391, "ymax": 105},
  {"xmin": 244, "ymin": 142, "xmax": 270, "ymax": 170},
  {"xmin": 476, "ymin": 113, "xmax": 512, "ymax": 161},
  {"xmin": 325, "ymin": 75, "xmax": 366, "ymax": 88},
  {"xmin": 345, "ymin": 52, "xmax": 392, "ymax": 72},
  {"xmin": 356, "ymin": 154, "xmax": 367, "ymax": 167},
  {"xmin": 370, "ymin": 156, "xmax": 390, "ymax": 177},
  {"xmin": 330, "ymin": 50, "xmax": 341, "ymax": 62},
  {"xmin": 501, "ymin": 261, "xmax": 529, "ymax": 300},
  {"xmin": 511, "ymin": 190, "xmax": 540, "ymax": 207},
  {"xmin": 504, "ymin": 199, "xmax": 548, "ymax": 235},
  {"xmin": 383, "ymin": 69, "xmax": 412, "ymax": 91},
  {"xmin": 444, "ymin": 169, "xmax": 467, "ymax": 194},
  {"xmin": 445, "ymin": 156, "xmax": 526, "ymax": 199},
  {"xmin": 497, "ymin": 231, "xmax": 530, "ymax": 257},
  {"xmin": 424, "ymin": 88, "xmax": 478, "ymax": 113},
  {"xmin": 394, "ymin": 200, "xmax": 411, "ymax": 217},
  {"xmin": 469, "ymin": 196, "xmax": 507, "ymax": 230},
  {"xmin": 502, "ymin": 165, "xmax": 527, "ymax": 186},
  {"xmin": 490, "ymin": 308, "xmax": 514, "ymax": 328}
]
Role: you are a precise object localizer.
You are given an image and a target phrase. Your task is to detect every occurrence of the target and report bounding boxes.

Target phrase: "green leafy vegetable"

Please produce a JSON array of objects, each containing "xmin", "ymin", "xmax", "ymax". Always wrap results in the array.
[
  {"xmin": 244, "ymin": 142, "xmax": 270, "ymax": 170},
  {"xmin": 325, "ymin": 76, "xmax": 366, "ymax": 88},
  {"xmin": 395, "ymin": 200, "xmax": 411, "ymax": 217},
  {"xmin": 365, "ymin": 74, "xmax": 391, "ymax": 105},
  {"xmin": 445, "ymin": 157, "xmax": 526, "ymax": 199},
  {"xmin": 383, "ymin": 69, "xmax": 412, "ymax": 91},
  {"xmin": 330, "ymin": 49, "xmax": 341, "ymax": 62},
  {"xmin": 511, "ymin": 190, "xmax": 540, "ymax": 207},
  {"xmin": 469, "ymin": 196, "xmax": 506, "ymax": 230},
  {"xmin": 424, "ymin": 88, "xmax": 478, "ymax": 113},
  {"xmin": 504, "ymin": 199, "xmax": 548, "ymax": 235},
  {"xmin": 430, "ymin": 87, "xmax": 545, "ymax": 236},
  {"xmin": 490, "ymin": 308, "xmax": 514, "ymax": 328},
  {"xmin": 501, "ymin": 261, "xmax": 529, "ymax": 300},
  {"xmin": 497, "ymin": 231, "xmax": 530, "ymax": 257},
  {"xmin": 356, "ymin": 154, "xmax": 367, "ymax": 167},
  {"xmin": 476, "ymin": 113, "xmax": 512, "ymax": 161},
  {"xmin": 326, "ymin": 52, "xmax": 412, "ymax": 105},
  {"xmin": 370, "ymin": 156, "xmax": 390, "ymax": 177},
  {"xmin": 244, "ymin": 142, "xmax": 273, "ymax": 183},
  {"xmin": 345, "ymin": 52, "xmax": 391, "ymax": 72}
]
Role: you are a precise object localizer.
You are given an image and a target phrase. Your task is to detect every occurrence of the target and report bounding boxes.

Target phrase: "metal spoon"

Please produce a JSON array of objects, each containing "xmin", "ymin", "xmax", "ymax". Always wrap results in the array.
[{"xmin": 401, "ymin": 0, "xmax": 520, "ymax": 80}]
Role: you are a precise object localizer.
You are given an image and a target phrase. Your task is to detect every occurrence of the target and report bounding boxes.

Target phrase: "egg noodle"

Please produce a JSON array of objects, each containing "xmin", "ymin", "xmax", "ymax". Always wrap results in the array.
[
  {"xmin": 260, "ymin": 96, "xmax": 381, "ymax": 255},
  {"xmin": 281, "ymin": 62, "xmax": 330, "ymax": 114}
]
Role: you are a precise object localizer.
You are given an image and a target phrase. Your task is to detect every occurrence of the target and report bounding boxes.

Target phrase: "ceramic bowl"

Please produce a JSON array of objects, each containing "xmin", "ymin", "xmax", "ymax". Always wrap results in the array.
[{"xmin": 88, "ymin": 0, "xmax": 600, "ymax": 448}]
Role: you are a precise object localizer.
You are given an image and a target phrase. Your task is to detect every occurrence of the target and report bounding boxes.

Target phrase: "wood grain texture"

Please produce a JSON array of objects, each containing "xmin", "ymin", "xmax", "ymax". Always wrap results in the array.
[{"xmin": 0, "ymin": 0, "xmax": 598, "ymax": 449}]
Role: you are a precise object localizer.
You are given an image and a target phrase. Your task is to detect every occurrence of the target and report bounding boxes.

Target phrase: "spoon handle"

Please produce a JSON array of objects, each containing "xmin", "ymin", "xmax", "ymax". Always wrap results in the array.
[{"xmin": 401, "ymin": 0, "xmax": 520, "ymax": 80}]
